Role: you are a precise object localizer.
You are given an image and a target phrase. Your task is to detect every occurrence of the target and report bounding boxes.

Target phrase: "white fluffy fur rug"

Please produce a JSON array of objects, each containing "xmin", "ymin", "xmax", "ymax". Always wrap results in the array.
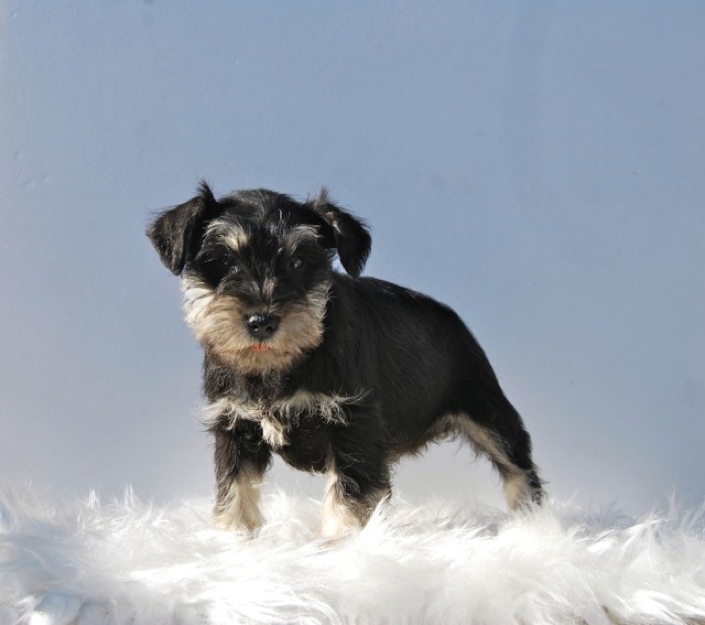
[{"xmin": 1, "ymin": 490, "xmax": 704, "ymax": 625}]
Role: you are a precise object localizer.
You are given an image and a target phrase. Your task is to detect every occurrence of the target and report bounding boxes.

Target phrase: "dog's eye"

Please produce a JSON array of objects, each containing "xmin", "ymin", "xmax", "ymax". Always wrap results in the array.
[
  {"xmin": 200, "ymin": 255, "xmax": 235, "ymax": 285},
  {"xmin": 289, "ymin": 257, "xmax": 304, "ymax": 271}
]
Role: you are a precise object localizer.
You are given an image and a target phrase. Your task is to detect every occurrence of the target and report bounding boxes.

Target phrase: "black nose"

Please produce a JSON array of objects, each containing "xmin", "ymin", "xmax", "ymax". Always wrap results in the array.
[{"xmin": 246, "ymin": 313, "xmax": 280, "ymax": 339}]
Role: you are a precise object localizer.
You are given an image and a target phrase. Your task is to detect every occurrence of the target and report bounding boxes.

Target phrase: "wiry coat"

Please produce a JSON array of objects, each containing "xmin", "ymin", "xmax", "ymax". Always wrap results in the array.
[{"xmin": 147, "ymin": 183, "xmax": 543, "ymax": 536}]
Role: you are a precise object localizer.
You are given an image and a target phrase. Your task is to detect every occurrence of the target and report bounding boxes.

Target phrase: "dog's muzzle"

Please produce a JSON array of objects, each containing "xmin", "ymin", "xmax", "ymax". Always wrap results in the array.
[{"xmin": 246, "ymin": 313, "xmax": 280, "ymax": 340}]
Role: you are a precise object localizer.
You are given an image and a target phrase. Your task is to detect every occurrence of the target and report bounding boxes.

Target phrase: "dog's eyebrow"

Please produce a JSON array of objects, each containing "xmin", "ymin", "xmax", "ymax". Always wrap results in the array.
[
  {"xmin": 206, "ymin": 220, "xmax": 250, "ymax": 253},
  {"xmin": 284, "ymin": 224, "xmax": 321, "ymax": 247}
]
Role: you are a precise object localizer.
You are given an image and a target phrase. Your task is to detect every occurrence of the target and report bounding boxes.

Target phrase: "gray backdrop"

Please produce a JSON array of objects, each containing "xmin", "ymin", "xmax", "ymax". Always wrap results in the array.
[{"xmin": 1, "ymin": 2, "xmax": 703, "ymax": 516}]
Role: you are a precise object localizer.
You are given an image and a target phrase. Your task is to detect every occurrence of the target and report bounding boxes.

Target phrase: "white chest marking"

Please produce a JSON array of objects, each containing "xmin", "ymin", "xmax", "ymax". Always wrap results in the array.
[{"xmin": 204, "ymin": 392, "xmax": 362, "ymax": 448}]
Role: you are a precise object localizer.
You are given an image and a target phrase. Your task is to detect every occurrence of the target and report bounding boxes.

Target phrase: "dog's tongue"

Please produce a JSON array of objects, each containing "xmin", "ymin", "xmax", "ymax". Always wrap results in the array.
[{"xmin": 250, "ymin": 343, "xmax": 270, "ymax": 352}]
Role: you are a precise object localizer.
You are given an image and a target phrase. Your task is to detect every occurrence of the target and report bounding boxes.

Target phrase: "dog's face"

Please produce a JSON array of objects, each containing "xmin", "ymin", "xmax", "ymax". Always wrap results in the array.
[{"xmin": 148, "ymin": 183, "xmax": 371, "ymax": 375}]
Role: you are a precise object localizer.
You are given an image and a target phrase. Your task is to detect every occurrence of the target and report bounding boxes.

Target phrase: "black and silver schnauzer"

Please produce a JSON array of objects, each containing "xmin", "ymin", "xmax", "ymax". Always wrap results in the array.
[{"xmin": 148, "ymin": 183, "xmax": 543, "ymax": 536}]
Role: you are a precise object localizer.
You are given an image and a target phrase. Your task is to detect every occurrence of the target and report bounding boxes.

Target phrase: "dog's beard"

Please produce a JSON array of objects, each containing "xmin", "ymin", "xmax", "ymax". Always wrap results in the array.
[{"xmin": 181, "ymin": 274, "xmax": 330, "ymax": 375}]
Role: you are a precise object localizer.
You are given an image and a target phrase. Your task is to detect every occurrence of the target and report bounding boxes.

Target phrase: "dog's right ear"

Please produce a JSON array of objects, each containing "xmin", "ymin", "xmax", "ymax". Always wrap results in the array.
[
  {"xmin": 147, "ymin": 181, "xmax": 220, "ymax": 275},
  {"xmin": 306, "ymin": 188, "xmax": 372, "ymax": 278}
]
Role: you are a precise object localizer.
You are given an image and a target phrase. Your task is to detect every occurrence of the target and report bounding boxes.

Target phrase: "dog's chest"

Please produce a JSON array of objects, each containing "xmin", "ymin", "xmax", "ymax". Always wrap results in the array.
[{"xmin": 205, "ymin": 392, "xmax": 350, "ymax": 450}]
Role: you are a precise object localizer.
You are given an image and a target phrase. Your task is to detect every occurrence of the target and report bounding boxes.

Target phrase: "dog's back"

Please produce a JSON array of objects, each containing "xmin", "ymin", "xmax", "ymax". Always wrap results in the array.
[{"xmin": 321, "ymin": 275, "xmax": 478, "ymax": 427}]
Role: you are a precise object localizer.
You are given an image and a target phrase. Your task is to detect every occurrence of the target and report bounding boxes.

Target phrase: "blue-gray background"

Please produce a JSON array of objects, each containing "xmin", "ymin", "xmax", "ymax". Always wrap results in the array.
[{"xmin": 1, "ymin": 2, "xmax": 703, "ymax": 516}]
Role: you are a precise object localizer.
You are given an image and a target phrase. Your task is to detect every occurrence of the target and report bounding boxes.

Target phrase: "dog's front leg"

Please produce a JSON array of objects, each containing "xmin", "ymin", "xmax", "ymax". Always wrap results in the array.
[
  {"xmin": 322, "ymin": 402, "xmax": 391, "ymax": 538},
  {"xmin": 212, "ymin": 422, "xmax": 272, "ymax": 533}
]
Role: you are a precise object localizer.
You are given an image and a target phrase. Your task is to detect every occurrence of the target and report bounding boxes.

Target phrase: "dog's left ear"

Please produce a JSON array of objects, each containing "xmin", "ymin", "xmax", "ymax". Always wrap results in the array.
[
  {"xmin": 306, "ymin": 189, "xmax": 371, "ymax": 277},
  {"xmin": 147, "ymin": 181, "xmax": 220, "ymax": 275}
]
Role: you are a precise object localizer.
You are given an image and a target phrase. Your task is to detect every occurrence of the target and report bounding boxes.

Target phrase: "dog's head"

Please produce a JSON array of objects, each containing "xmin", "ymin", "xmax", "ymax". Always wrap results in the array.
[{"xmin": 147, "ymin": 182, "xmax": 371, "ymax": 375}]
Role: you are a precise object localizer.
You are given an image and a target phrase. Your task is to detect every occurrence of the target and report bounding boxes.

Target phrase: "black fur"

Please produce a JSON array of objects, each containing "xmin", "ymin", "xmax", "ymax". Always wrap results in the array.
[{"xmin": 147, "ymin": 183, "xmax": 543, "ymax": 535}]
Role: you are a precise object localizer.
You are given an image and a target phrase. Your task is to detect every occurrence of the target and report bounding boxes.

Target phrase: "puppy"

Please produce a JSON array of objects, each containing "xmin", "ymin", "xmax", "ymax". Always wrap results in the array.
[{"xmin": 147, "ymin": 183, "xmax": 543, "ymax": 536}]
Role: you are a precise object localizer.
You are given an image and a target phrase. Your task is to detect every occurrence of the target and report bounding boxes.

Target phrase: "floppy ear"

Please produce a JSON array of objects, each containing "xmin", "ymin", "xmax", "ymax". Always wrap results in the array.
[
  {"xmin": 306, "ymin": 188, "xmax": 371, "ymax": 277},
  {"xmin": 147, "ymin": 181, "xmax": 220, "ymax": 275}
]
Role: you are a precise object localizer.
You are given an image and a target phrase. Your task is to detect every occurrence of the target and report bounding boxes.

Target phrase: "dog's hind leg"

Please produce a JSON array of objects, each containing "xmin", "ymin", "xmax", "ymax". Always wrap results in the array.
[
  {"xmin": 212, "ymin": 422, "xmax": 272, "ymax": 532},
  {"xmin": 455, "ymin": 398, "xmax": 544, "ymax": 510}
]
